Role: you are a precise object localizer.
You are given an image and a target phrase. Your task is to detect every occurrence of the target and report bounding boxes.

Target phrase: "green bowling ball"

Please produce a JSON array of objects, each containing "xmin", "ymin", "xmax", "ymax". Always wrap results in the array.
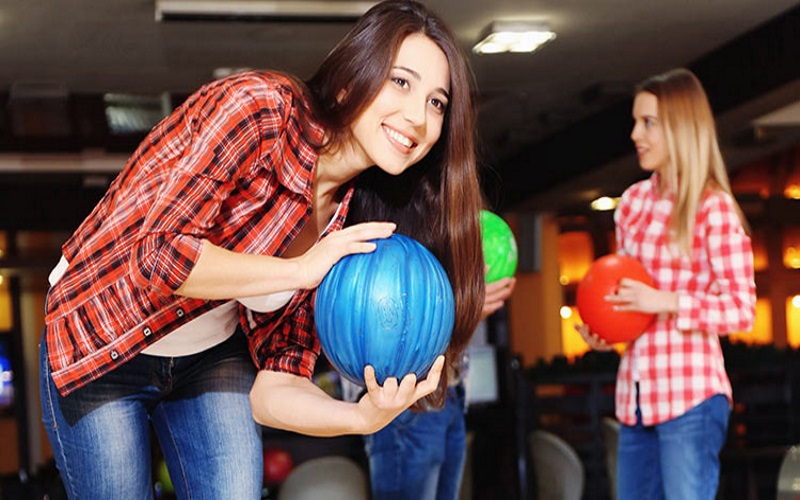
[
  {"xmin": 157, "ymin": 459, "xmax": 174, "ymax": 494},
  {"xmin": 480, "ymin": 210, "xmax": 518, "ymax": 283}
]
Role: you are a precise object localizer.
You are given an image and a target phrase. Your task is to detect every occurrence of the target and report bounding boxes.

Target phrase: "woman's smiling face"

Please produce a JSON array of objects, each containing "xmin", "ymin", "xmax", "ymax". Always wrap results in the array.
[{"xmin": 348, "ymin": 32, "xmax": 451, "ymax": 175}]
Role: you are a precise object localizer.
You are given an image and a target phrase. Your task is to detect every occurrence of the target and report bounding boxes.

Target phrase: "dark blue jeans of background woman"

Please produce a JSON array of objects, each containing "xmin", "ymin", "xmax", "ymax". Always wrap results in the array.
[
  {"xmin": 617, "ymin": 393, "xmax": 729, "ymax": 500},
  {"xmin": 365, "ymin": 384, "xmax": 467, "ymax": 500},
  {"xmin": 40, "ymin": 329, "xmax": 262, "ymax": 499}
]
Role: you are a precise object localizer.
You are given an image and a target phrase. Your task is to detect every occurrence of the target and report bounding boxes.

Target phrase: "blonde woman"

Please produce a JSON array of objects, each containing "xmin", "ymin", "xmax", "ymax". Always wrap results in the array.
[{"xmin": 578, "ymin": 68, "xmax": 756, "ymax": 500}]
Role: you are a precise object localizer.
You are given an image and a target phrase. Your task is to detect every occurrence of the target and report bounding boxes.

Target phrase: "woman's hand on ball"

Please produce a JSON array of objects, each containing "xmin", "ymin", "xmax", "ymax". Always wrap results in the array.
[
  {"xmin": 574, "ymin": 323, "xmax": 615, "ymax": 351},
  {"xmin": 295, "ymin": 222, "xmax": 395, "ymax": 289},
  {"xmin": 605, "ymin": 278, "xmax": 677, "ymax": 315},
  {"xmin": 356, "ymin": 355, "xmax": 445, "ymax": 434}
]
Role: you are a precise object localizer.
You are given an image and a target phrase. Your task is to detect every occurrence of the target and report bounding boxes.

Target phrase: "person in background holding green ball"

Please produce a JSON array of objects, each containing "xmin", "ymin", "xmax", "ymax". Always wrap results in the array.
[{"xmin": 349, "ymin": 206, "xmax": 516, "ymax": 499}]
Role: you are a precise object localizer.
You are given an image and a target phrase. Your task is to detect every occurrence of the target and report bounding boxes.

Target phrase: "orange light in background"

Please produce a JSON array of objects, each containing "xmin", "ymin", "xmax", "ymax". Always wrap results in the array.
[
  {"xmin": 561, "ymin": 306, "xmax": 590, "ymax": 360},
  {"xmin": 0, "ymin": 232, "xmax": 8, "ymax": 330},
  {"xmin": 788, "ymin": 295, "xmax": 800, "ymax": 348},
  {"xmin": 784, "ymin": 157, "xmax": 800, "ymax": 199},
  {"xmin": 751, "ymin": 230, "xmax": 768, "ymax": 271},
  {"xmin": 786, "ymin": 248, "xmax": 800, "ymax": 269},
  {"xmin": 558, "ymin": 231, "xmax": 594, "ymax": 285},
  {"xmin": 729, "ymin": 298, "xmax": 772, "ymax": 345},
  {"xmin": 0, "ymin": 274, "xmax": 10, "ymax": 331},
  {"xmin": 783, "ymin": 227, "xmax": 800, "ymax": 269}
]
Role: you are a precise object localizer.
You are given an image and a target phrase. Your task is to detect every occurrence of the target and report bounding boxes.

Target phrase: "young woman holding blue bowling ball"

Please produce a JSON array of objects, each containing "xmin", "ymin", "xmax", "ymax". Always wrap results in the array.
[{"xmin": 40, "ymin": 1, "xmax": 485, "ymax": 498}]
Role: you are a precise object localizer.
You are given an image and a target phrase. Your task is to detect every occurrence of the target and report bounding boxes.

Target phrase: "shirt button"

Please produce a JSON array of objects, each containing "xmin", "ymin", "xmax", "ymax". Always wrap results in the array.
[
  {"xmin": 143, "ymin": 327, "xmax": 152, "ymax": 337},
  {"xmin": 176, "ymin": 308, "xmax": 185, "ymax": 317},
  {"xmin": 110, "ymin": 350, "xmax": 119, "ymax": 360}
]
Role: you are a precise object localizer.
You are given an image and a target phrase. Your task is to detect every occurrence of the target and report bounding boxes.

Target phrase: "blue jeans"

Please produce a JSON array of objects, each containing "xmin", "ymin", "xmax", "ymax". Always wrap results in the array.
[
  {"xmin": 40, "ymin": 329, "xmax": 262, "ymax": 499},
  {"xmin": 365, "ymin": 385, "xmax": 467, "ymax": 500},
  {"xmin": 617, "ymin": 393, "xmax": 730, "ymax": 500}
]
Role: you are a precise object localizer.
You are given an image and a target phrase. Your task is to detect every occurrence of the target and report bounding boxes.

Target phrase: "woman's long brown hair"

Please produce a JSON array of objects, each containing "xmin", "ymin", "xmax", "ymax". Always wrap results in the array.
[{"xmin": 307, "ymin": 0, "xmax": 485, "ymax": 407}]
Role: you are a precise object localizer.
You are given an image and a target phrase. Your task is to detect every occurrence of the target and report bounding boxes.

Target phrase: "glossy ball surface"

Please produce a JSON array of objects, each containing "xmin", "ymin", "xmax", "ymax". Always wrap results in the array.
[
  {"xmin": 576, "ymin": 254, "xmax": 656, "ymax": 344},
  {"xmin": 315, "ymin": 234, "xmax": 454, "ymax": 386},
  {"xmin": 480, "ymin": 210, "xmax": 518, "ymax": 283}
]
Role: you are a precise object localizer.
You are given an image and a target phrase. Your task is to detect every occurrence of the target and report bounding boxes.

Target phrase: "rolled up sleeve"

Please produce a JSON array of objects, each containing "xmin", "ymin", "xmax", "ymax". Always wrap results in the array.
[{"xmin": 675, "ymin": 194, "xmax": 756, "ymax": 335}]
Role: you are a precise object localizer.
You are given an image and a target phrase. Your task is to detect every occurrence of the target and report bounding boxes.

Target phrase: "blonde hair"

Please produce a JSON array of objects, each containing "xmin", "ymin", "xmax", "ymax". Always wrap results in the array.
[{"xmin": 636, "ymin": 68, "xmax": 747, "ymax": 254}]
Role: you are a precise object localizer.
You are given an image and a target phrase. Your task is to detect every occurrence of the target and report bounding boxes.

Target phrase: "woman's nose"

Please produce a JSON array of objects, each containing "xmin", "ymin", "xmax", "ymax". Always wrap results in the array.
[
  {"xmin": 403, "ymin": 97, "xmax": 426, "ymax": 126},
  {"xmin": 630, "ymin": 123, "xmax": 640, "ymax": 141}
]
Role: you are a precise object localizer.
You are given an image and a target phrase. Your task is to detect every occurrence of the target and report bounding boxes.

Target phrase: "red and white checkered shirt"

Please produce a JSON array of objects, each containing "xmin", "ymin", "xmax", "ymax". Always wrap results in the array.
[
  {"xmin": 613, "ymin": 174, "xmax": 756, "ymax": 426},
  {"xmin": 45, "ymin": 71, "xmax": 353, "ymax": 396}
]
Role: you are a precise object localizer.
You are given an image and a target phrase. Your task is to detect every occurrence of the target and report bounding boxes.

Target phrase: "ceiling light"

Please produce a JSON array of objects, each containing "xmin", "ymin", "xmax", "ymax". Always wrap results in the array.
[
  {"xmin": 473, "ymin": 21, "xmax": 556, "ymax": 55},
  {"xmin": 590, "ymin": 196, "xmax": 619, "ymax": 211}
]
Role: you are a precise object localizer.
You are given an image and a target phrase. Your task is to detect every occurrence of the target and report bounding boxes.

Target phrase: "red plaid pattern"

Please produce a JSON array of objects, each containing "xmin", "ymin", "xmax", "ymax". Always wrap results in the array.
[
  {"xmin": 44, "ymin": 71, "xmax": 353, "ymax": 396},
  {"xmin": 613, "ymin": 175, "xmax": 756, "ymax": 425}
]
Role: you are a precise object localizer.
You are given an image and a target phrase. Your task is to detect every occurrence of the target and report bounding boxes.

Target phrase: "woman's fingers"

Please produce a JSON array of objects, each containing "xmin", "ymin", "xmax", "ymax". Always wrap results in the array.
[
  {"xmin": 481, "ymin": 277, "xmax": 516, "ymax": 319},
  {"xmin": 413, "ymin": 355, "xmax": 444, "ymax": 398},
  {"xmin": 574, "ymin": 322, "xmax": 615, "ymax": 351},
  {"xmin": 362, "ymin": 355, "xmax": 444, "ymax": 410},
  {"xmin": 317, "ymin": 222, "xmax": 395, "ymax": 258},
  {"xmin": 298, "ymin": 222, "xmax": 396, "ymax": 288}
]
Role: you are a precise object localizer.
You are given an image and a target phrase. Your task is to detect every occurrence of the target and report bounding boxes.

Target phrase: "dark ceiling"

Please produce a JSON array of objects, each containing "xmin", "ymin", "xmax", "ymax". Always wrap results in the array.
[{"xmin": 0, "ymin": 0, "xmax": 799, "ymax": 231}]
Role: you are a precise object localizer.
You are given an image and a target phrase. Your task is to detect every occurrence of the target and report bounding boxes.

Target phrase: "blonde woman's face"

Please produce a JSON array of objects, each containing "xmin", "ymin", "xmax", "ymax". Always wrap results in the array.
[
  {"xmin": 630, "ymin": 92, "xmax": 669, "ymax": 173},
  {"xmin": 349, "ymin": 33, "xmax": 450, "ymax": 176}
]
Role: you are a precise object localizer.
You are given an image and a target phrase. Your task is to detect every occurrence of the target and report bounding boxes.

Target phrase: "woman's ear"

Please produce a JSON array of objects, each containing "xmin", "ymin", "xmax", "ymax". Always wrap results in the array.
[{"xmin": 336, "ymin": 88, "xmax": 348, "ymax": 104}]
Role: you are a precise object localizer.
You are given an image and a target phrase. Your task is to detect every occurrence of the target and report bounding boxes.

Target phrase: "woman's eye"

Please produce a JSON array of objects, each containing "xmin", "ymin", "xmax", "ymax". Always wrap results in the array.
[
  {"xmin": 392, "ymin": 77, "xmax": 409, "ymax": 89},
  {"xmin": 429, "ymin": 98, "xmax": 447, "ymax": 113}
]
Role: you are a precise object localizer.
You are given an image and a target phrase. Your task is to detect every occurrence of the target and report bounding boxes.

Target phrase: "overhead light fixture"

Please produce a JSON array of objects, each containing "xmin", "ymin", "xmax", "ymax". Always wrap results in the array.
[
  {"xmin": 155, "ymin": 0, "xmax": 377, "ymax": 22},
  {"xmin": 590, "ymin": 196, "xmax": 619, "ymax": 211},
  {"xmin": 473, "ymin": 21, "xmax": 556, "ymax": 55}
]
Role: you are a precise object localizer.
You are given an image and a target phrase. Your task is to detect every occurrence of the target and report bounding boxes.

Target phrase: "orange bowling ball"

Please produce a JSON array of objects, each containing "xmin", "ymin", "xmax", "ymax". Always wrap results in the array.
[{"xmin": 576, "ymin": 254, "xmax": 656, "ymax": 344}]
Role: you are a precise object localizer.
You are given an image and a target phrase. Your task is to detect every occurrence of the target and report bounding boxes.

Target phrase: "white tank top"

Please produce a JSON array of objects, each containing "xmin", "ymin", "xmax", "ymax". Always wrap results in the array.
[{"xmin": 48, "ymin": 256, "xmax": 296, "ymax": 357}]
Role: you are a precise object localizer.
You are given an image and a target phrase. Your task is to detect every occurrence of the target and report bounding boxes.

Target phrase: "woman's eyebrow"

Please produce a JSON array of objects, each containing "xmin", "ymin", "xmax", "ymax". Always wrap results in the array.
[{"xmin": 394, "ymin": 65, "xmax": 450, "ymax": 100}]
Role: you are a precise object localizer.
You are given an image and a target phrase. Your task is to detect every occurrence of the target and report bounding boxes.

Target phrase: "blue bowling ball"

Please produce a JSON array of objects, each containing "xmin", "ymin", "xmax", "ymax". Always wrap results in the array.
[{"xmin": 315, "ymin": 234, "xmax": 454, "ymax": 386}]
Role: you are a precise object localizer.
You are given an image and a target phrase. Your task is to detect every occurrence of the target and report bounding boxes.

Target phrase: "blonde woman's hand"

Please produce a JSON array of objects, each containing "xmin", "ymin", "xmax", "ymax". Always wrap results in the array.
[
  {"xmin": 574, "ymin": 323, "xmax": 616, "ymax": 351},
  {"xmin": 606, "ymin": 277, "xmax": 678, "ymax": 315},
  {"xmin": 295, "ymin": 222, "xmax": 395, "ymax": 289}
]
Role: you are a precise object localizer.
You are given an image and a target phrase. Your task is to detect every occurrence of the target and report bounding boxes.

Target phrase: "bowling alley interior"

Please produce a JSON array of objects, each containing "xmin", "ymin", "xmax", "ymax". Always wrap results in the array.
[{"xmin": 1, "ymin": 1, "xmax": 799, "ymax": 499}]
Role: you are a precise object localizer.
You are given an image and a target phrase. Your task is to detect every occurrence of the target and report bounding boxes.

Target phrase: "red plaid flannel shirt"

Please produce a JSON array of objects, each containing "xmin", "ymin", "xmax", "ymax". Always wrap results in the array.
[
  {"xmin": 614, "ymin": 175, "xmax": 756, "ymax": 425},
  {"xmin": 44, "ymin": 71, "xmax": 353, "ymax": 396}
]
